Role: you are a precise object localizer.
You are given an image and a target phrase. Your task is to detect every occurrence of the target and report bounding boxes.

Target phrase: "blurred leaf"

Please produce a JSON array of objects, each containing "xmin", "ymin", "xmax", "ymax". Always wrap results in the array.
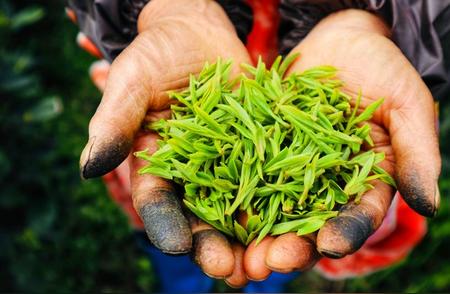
[
  {"xmin": 17, "ymin": 229, "xmax": 40, "ymax": 250},
  {"xmin": 0, "ymin": 148, "xmax": 11, "ymax": 179},
  {"xmin": 0, "ymin": 11, "xmax": 8, "ymax": 27},
  {"xmin": 23, "ymin": 96, "xmax": 63, "ymax": 122},
  {"xmin": 13, "ymin": 55, "xmax": 33, "ymax": 72},
  {"xmin": 28, "ymin": 201, "xmax": 56, "ymax": 236},
  {"xmin": 11, "ymin": 7, "xmax": 44, "ymax": 30},
  {"xmin": 0, "ymin": 75, "xmax": 36, "ymax": 92}
]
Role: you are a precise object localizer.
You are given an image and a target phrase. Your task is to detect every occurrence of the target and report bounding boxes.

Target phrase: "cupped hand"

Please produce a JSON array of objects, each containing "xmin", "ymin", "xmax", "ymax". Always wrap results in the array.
[
  {"xmin": 79, "ymin": 0, "xmax": 251, "ymax": 282},
  {"xmin": 243, "ymin": 9, "xmax": 441, "ymax": 280}
]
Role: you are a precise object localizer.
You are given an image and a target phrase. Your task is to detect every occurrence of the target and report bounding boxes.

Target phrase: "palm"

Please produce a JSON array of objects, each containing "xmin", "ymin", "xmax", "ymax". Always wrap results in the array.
[
  {"xmin": 284, "ymin": 10, "xmax": 439, "ymax": 256},
  {"xmin": 288, "ymin": 26, "xmax": 409, "ymax": 175},
  {"xmin": 288, "ymin": 12, "xmax": 439, "ymax": 202}
]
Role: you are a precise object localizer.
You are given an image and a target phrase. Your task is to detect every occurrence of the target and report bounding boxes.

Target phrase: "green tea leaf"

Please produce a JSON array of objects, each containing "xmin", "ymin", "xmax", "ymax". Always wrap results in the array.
[
  {"xmin": 351, "ymin": 98, "xmax": 384, "ymax": 126},
  {"xmin": 297, "ymin": 218, "xmax": 326, "ymax": 235},
  {"xmin": 234, "ymin": 221, "xmax": 249, "ymax": 245},
  {"xmin": 137, "ymin": 56, "xmax": 394, "ymax": 245}
]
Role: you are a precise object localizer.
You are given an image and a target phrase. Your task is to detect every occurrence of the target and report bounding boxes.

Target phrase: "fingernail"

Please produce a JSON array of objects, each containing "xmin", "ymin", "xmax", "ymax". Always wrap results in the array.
[
  {"xmin": 245, "ymin": 275, "xmax": 268, "ymax": 282},
  {"xmin": 433, "ymin": 183, "xmax": 440, "ymax": 217},
  {"xmin": 80, "ymin": 134, "xmax": 132, "ymax": 179},
  {"xmin": 318, "ymin": 249, "xmax": 344, "ymax": 259},
  {"xmin": 140, "ymin": 190, "xmax": 192, "ymax": 254},
  {"xmin": 266, "ymin": 265, "xmax": 293, "ymax": 274},
  {"xmin": 317, "ymin": 213, "xmax": 373, "ymax": 257},
  {"xmin": 203, "ymin": 272, "xmax": 226, "ymax": 279},
  {"xmin": 224, "ymin": 280, "xmax": 243, "ymax": 289},
  {"xmin": 65, "ymin": 7, "xmax": 77, "ymax": 23},
  {"xmin": 79, "ymin": 136, "xmax": 95, "ymax": 179}
]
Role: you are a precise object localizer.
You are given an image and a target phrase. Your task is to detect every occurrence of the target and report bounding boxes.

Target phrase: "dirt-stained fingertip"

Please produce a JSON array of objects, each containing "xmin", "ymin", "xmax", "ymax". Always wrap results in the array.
[
  {"xmin": 80, "ymin": 134, "xmax": 132, "ymax": 179},
  {"xmin": 140, "ymin": 190, "xmax": 192, "ymax": 254},
  {"xmin": 192, "ymin": 229, "xmax": 234, "ymax": 278},
  {"xmin": 317, "ymin": 211, "xmax": 373, "ymax": 258},
  {"xmin": 319, "ymin": 249, "xmax": 344, "ymax": 259},
  {"xmin": 397, "ymin": 170, "xmax": 438, "ymax": 217}
]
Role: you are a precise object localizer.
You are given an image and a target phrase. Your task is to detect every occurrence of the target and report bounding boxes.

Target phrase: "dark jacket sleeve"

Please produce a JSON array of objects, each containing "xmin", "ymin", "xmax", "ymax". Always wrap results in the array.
[
  {"xmin": 67, "ymin": 0, "xmax": 252, "ymax": 62},
  {"xmin": 278, "ymin": 0, "xmax": 450, "ymax": 100}
]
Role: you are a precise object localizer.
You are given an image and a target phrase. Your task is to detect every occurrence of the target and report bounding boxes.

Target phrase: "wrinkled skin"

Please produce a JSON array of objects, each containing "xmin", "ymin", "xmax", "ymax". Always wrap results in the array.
[{"xmin": 80, "ymin": 0, "xmax": 440, "ymax": 287}]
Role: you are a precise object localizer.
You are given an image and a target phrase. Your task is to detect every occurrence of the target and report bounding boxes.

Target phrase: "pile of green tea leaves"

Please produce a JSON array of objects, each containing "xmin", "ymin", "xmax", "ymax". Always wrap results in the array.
[{"xmin": 136, "ymin": 55, "xmax": 395, "ymax": 245}]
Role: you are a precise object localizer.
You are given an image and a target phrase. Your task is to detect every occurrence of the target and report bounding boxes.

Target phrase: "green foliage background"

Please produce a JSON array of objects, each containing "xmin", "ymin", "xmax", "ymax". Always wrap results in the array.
[{"xmin": 0, "ymin": 0, "xmax": 449, "ymax": 292}]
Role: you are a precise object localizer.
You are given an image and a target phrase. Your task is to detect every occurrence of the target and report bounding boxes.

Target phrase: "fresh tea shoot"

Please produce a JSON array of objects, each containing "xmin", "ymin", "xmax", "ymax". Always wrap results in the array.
[{"xmin": 136, "ymin": 55, "xmax": 395, "ymax": 245}]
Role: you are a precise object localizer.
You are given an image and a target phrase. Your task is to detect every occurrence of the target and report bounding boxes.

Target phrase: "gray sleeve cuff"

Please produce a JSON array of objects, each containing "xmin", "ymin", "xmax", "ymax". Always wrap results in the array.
[
  {"xmin": 68, "ymin": 0, "xmax": 252, "ymax": 62},
  {"xmin": 278, "ymin": 0, "xmax": 450, "ymax": 100}
]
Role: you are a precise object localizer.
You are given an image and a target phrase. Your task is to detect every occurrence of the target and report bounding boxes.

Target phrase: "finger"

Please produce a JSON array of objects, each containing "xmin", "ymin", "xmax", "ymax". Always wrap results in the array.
[
  {"xmin": 389, "ymin": 91, "xmax": 441, "ymax": 217},
  {"xmin": 79, "ymin": 34, "xmax": 163, "ymax": 179},
  {"xmin": 89, "ymin": 60, "xmax": 110, "ymax": 92},
  {"xmin": 130, "ymin": 124, "xmax": 192, "ymax": 254},
  {"xmin": 76, "ymin": 32, "xmax": 103, "ymax": 59},
  {"xmin": 317, "ymin": 180, "xmax": 394, "ymax": 258},
  {"xmin": 266, "ymin": 233, "xmax": 319, "ymax": 273},
  {"xmin": 189, "ymin": 216, "xmax": 235, "ymax": 279},
  {"xmin": 225, "ymin": 243, "xmax": 248, "ymax": 288},
  {"xmin": 65, "ymin": 7, "xmax": 77, "ymax": 24},
  {"xmin": 243, "ymin": 236, "xmax": 274, "ymax": 281}
]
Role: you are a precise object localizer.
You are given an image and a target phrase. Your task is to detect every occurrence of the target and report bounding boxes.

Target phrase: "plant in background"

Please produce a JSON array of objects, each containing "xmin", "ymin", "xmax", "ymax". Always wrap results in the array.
[
  {"xmin": 0, "ymin": 1, "xmax": 61, "ymax": 125},
  {"xmin": 0, "ymin": 1, "xmax": 155, "ymax": 292},
  {"xmin": 137, "ymin": 56, "xmax": 395, "ymax": 245}
]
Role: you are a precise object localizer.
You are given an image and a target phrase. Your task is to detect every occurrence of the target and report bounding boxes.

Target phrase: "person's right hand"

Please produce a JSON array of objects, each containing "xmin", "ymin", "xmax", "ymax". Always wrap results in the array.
[{"xmin": 79, "ymin": 0, "xmax": 251, "ymax": 284}]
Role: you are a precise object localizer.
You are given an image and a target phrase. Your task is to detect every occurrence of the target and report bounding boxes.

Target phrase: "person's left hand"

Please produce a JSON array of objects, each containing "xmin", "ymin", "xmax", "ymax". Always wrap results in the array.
[{"xmin": 241, "ymin": 9, "xmax": 441, "ymax": 281}]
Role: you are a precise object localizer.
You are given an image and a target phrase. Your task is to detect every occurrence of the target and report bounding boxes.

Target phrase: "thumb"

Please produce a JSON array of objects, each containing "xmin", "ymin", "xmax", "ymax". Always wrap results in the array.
[
  {"xmin": 79, "ymin": 1, "xmax": 250, "ymax": 179},
  {"xmin": 388, "ymin": 79, "xmax": 441, "ymax": 217},
  {"xmin": 79, "ymin": 34, "xmax": 158, "ymax": 179},
  {"xmin": 79, "ymin": 34, "xmax": 223, "ymax": 178}
]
